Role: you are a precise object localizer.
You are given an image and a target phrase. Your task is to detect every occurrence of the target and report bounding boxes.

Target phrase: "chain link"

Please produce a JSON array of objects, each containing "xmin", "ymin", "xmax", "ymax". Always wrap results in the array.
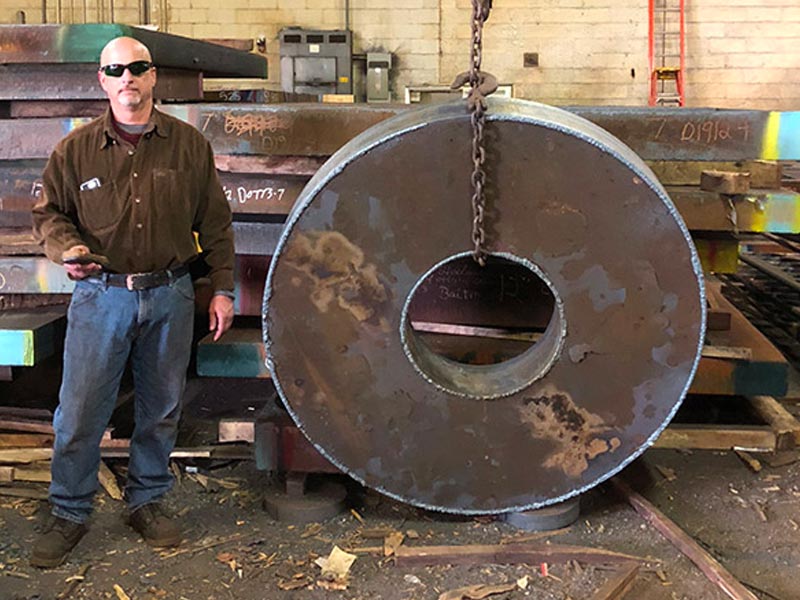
[{"xmin": 468, "ymin": 0, "xmax": 492, "ymax": 266}]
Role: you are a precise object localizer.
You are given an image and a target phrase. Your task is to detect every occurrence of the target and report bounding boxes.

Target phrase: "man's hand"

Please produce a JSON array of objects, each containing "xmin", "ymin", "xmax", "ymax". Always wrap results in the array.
[
  {"xmin": 61, "ymin": 245, "xmax": 102, "ymax": 280},
  {"xmin": 209, "ymin": 294, "xmax": 234, "ymax": 341}
]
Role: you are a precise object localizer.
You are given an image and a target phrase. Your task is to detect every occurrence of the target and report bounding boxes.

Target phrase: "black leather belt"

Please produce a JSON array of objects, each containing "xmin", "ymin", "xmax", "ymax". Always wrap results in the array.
[{"xmin": 103, "ymin": 264, "xmax": 189, "ymax": 291}]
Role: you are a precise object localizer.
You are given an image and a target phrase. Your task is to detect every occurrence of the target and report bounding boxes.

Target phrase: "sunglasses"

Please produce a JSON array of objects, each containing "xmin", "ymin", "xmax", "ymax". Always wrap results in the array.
[{"xmin": 99, "ymin": 60, "xmax": 153, "ymax": 77}]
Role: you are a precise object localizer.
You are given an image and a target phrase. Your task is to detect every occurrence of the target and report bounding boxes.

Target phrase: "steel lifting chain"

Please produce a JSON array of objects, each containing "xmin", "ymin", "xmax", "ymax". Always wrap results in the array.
[{"xmin": 451, "ymin": 0, "xmax": 498, "ymax": 266}]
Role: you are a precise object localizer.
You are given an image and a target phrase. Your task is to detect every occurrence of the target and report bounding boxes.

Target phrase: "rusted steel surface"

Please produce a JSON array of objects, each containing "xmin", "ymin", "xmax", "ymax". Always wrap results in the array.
[
  {"xmin": 0, "ymin": 160, "xmax": 43, "ymax": 227},
  {"xmin": 160, "ymin": 104, "xmax": 404, "ymax": 157},
  {"xmin": 0, "ymin": 65, "xmax": 203, "ymax": 101},
  {"xmin": 5, "ymin": 100, "xmax": 108, "ymax": 119},
  {"xmin": 3, "ymin": 105, "xmax": 799, "ymax": 162},
  {"xmin": 0, "ymin": 24, "xmax": 266, "ymax": 78},
  {"xmin": 264, "ymin": 98, "xmax": 706, "ymax": 514},
  {"xmin": 0, "ymin": 118, "xmax": 92, "ymax": 160},
  {"xmin": 214, "ymin": 155, "xmax": 325, "ymax": 176},
  {"xmin": 231, "ymin": 221, "xmax": 284, "ymax": 256},
  {"xmin": 572, "ymin": 106, "xmax": 800, "ymax": 161},
  {"xmin": 234, "ymin": 254, "xmax": 271, "ymax": 316}
]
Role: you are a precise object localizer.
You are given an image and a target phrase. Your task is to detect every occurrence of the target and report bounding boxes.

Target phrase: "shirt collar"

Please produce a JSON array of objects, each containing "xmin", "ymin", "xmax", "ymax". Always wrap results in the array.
[{"xmin": 100, "ymin": 106, "xmax": 169, "ymax": 149}]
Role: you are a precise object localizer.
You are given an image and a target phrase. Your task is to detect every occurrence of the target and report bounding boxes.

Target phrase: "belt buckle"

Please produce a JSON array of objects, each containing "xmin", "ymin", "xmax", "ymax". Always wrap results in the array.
[{"xmin": 125, "ymin": 274, "xmax": 137, "ymax": 291}]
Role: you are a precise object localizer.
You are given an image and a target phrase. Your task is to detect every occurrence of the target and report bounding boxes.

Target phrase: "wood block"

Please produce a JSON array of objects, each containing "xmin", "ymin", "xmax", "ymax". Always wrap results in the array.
[
  {"xmin": 654, "ymin": 425, "xmax": 776, "ymax": 451},
  {"xmin": 0, "ymin": 433, "xmax": 54, "ymax": 448},
  {"xmin": 700, "ymin": 170, "xmax": 751, "ymax": 194},
  {"xmin": 13, "ymin": 464, "xmax": 51, "ymax": 482},
  {"xmin": 0, "ymin": 418, "xmax": 54, "ymax": 434},
  {"xmin": 648, "ymin": 160, "xmax": 781, "ymax": 188},
  {"xmin": 692, "ymin": 290, "xmax": 788, "ymax": 396},
  {"xmin": 705, "ymin": 280, "xmax": 731, "ymax": 331},
  {"xmin": 98, "ymin": 460, "xmax": 123, "ymax": 500},
  {"xmin": 0, "ymin": 486, "xmax": 48, "ymax": 500},
  {"xmin": 750, "ymin": 396, "xmax": 800, "ymax": 450},
  {"xmin": 219, "ymin": 418, "xmax": 256, "ymax": 443}
]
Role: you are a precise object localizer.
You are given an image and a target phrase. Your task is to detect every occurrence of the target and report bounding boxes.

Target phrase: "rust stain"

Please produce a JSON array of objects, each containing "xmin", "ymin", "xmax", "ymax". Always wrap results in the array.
[
  {"xmin": 283, "ymin": 231, "xmax": 389, "ymax": 323},
  {"xmin": 519, "ymin": 390, "xmax": 619, "ymax": 478}
]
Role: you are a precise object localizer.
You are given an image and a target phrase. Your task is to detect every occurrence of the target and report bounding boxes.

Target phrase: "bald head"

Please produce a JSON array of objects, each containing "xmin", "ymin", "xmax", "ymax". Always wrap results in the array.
[
  {"xmin": 97, "ymin": 36, "xmax": 157, "ymax": 123},
  {"xmin": 100, "ymin": 36, "xmax": 152, "ymax": 67}
]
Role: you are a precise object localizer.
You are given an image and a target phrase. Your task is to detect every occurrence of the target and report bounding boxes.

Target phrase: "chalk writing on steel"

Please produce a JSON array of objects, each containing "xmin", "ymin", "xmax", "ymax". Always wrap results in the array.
[
  {"xmin": 223, "ymin": 185, "xmax": 287, "ymax": 204},
  {"xmin": 679, "ymin": 120, "xmax": 751, "ymax": 144},
  {"xmin": 30, "ymin": 181, "xmax": 43, "ymax": 197},
  {"xmin": 0, "ymin": 271, "xmax": 6, "ymax": 291},
  {"xmin": 223, "ymin": 112, "xmax": 286, "ymax": 137}
]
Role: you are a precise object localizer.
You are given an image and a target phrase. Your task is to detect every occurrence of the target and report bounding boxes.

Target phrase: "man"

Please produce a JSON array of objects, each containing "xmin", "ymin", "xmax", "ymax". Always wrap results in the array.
[{"xmin": 30, "ymin": 36, "xmax": 235, "ymax": 568}]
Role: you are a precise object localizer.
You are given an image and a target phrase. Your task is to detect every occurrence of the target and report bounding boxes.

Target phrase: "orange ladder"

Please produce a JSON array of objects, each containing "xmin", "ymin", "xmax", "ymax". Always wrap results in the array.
[{"xmin": 648, "ymin": 0, "xmax": 685, "ymax": 106}]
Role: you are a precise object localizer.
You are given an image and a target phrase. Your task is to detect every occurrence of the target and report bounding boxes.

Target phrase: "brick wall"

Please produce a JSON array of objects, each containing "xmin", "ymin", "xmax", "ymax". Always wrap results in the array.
[{"xmin": 3, "ymin": 0, "xmax": 799, "ymax": 109}]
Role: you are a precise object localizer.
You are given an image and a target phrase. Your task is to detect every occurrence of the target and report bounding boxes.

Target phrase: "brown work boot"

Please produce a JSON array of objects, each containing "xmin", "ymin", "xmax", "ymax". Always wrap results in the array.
[
  {"xmin": 30, "ymin": 515, "xmax": 88, "ymax": 568},
  {"xmin": 128, "ymin": 503, "xmax": 181, "ymax": 548}
]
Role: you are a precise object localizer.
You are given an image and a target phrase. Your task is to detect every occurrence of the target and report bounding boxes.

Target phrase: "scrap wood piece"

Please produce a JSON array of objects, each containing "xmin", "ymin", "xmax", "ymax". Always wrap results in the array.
[
  {"xmin": 701, "ymin": 345, "xmax": 752, "ymax": 361},
  {"xmin": 750, "ymin": 396, "xmax": 800, "ymax": 450},
  {"xmin": 384, "ymin": 530, "xmax": 405, "ymax": 557},
  {"xmin": 315, "ymin": 545, "xmax": 357, "ymax": 589},
  {"xmin": 342, "ymin": 545, "xmax": 383, "ymax": 555},
  {"xmin": 0, "ymin": 418, "xmax": 54, "ymax": 434},
  {"xmin": 611, "ymin": 478, "xmax": 757, "ymax": 600},
  {"xmin": 97, "ymin": 461, "xmax": 123, "ymax": 500},
  {"xmin": 500, "ymin": 525, "xmax": 572, "ymax": 544},
  {"xmin": 0, "ymin": 448, "xmax": 52, "ymax": 464},
  {"xmin": 113, "ymin": 583, "xmax": 130, "ymax": 600},
  {"xmin": 592, "ymin": 562, "xmax": 640, "ymax": 600},
  {"xmin": 0, "ymin": 485, "xmax": 49, "ymax": 500},
  {"xmin": 654, "ymin": 465, "xmax": 677, "ymax": 482},
  {"xmin": 0, "ymin": 407, "xmax": 53, "ymax": 420},
  {"xmin": 394, "ymin": 543, "xmax": 643, "ymax": 568},
  {"xmin": 10, "ymin": 464, "xmax": 51, "ymax": 483},
  {"xmin": 762, "ymin": 450, "xmax": 800, "ymax": 468},
  {"xmin": 438, "ymin": 581, "xmax": 517, "ymax": 600},
  {"xmin": 700, "ymin": 170, "xmax": 751, "ymax": 194},
  {"xmin": 160, "ymin": 532, "xmax": 244, "ymax": 559},
  {"xmin": 0, "ymin": 433, "xmax": 54, "ymax": 448},
  {"xmin": 56, "ymin": 563, "xmax": 91, "ymax": 600},
  {"xmin": 734, "ymin": 449, "xmax": 762, "ymax": 473},
  {"xmin": 300, "ymin": 522, "xmax": 323, "ymax": 538},
  {"xmin": 653, "ymin": 426, "xmax": 776, "ymax": 452}
]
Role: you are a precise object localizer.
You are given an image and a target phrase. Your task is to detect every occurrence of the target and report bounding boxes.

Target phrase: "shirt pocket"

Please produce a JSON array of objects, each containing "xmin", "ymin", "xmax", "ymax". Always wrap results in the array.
[
  {"xmin": 152, "ymin": 168, "xmax": 192, "ymax": 229},
  {"xmin": 77, "ymin": 180, "xmax": 122, "ymax": 232}
]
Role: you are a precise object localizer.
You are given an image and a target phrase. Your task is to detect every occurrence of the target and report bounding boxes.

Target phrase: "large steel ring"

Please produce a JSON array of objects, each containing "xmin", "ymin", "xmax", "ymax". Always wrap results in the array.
[{"xmin": 264, "ymin": 98, "xmax": 706, "ymax": 514}]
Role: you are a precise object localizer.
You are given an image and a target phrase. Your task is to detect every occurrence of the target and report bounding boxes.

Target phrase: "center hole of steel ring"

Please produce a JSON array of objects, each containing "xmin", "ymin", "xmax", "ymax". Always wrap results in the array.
[{"xmin": 400, "ymin": 252, "xmax": 566, "ymax": 399}]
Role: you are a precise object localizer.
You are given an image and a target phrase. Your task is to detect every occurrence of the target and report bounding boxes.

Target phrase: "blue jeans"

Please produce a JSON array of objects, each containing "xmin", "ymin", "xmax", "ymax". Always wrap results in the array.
[{"xmin": 50, "ymin": 273, "xmax": 195, "ymax": 524}]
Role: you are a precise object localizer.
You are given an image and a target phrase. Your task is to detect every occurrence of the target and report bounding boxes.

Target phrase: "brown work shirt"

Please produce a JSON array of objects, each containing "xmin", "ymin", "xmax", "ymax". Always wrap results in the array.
[{"xmin": 32, "ymin": 108, "xmax": 235, "ymax": 292}]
